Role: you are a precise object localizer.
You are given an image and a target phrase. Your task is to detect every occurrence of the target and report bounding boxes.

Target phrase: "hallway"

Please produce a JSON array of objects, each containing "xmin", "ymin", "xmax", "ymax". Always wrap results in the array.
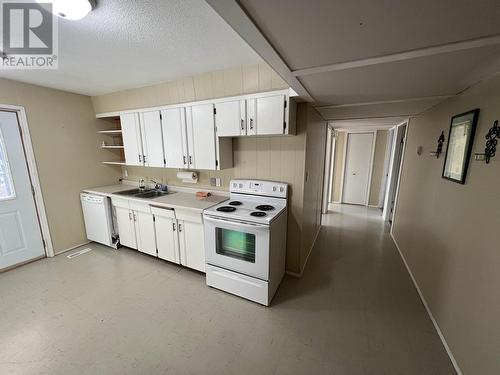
[{"xmin": 275, "ymin": 204, "xmax": 456, "ymax": 374}]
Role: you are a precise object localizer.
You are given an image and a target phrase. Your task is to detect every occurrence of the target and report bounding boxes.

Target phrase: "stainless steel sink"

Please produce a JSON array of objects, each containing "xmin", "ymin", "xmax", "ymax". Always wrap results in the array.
[
  {"xmin": 134, "ymin": 190, "xmax": 170, "ymax": 199},
  {"xmin": 113, "ymin": 188, "xmax": 153, "ymax": 196}
]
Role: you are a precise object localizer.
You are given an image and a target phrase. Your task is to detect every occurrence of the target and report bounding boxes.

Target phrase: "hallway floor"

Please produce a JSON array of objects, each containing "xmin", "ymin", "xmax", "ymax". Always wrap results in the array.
[{"xmin": 0, "ymin": 205, "xmax": 455, "ymax": 375}]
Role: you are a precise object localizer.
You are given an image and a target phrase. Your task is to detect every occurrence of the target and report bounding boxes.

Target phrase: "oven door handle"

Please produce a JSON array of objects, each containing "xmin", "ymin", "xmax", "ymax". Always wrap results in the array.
[{"xmin": 204, "ymin": 215, "xmax": 269, "ymax": 229}]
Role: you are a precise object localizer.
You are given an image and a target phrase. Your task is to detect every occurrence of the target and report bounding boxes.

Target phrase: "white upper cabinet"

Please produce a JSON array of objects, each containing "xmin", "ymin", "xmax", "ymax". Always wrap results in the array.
[
  {"xmin": 109, "ymin": 90, "xmax": 294, "ymax": 170},
  {"xmin": 139, "ymin": 111, "xmax": 164, "ymax": 168},
  {"xmin": 247, "ymin": 94, "xmax": 287, "ymax": 136},
  {"xmin": 162, "ymin": 108, "xmax": 188, "ymax": 169},
  {"xmin": 186, "ymin": 104, "xmax": 217, "ymax": 170},
  {"xmin": 121, "ymin": 113, "xmax": 143, "ymax": 166},
  {"xmin": 214, "ymin": 91, "xmax": 295, "ymax": 137},
  {"xmin": 215, "ymin": 100, "xmax": 246, "ymax": 137},
  {"xmin": 254, "ymin": 95, "xmax": 286, "ymax": 136}
]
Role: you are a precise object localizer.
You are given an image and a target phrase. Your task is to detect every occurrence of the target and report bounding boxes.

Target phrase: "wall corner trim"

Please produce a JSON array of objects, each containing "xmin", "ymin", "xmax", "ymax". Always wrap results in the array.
[
  {"xmin": 286, "ymin": 226, "xmax": 321, "ymax": 278},
  {"xmin": 390, "ymin": 232, "xmax": 463, "ymax": 375}
]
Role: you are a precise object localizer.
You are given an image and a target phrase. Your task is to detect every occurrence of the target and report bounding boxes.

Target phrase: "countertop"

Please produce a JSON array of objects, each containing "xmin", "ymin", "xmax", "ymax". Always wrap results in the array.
[{"xmin": 83, "ymin": 184, "xmax": 228, "ymax": 212}]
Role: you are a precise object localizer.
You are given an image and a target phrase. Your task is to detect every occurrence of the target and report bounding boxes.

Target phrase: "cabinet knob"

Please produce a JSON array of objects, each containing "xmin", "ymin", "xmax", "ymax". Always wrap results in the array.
[
  {"xmin": 172, "ymin": 223, "xmax": 176, "ymax": 231},
  {"xmin": 241, "ymin": 119, "xmax": 245, "ymax": 131},
  {"xmin": 138, "ymin": 154, "xmax": 142, "ymax": 163},
  {"xmin": 189, "ymin": 156, "xmax": 193, "ymax": 165},
  {"xmin": 178, "ymin": 223, "xmax": 182, "ymax": 232},
  {"xmin": 250, "ymin": 118, "xmax": 254, "ymax": 130},
  {"xmin": 183, "ymin": 156, "xmax": 187, "ymax": 165}
]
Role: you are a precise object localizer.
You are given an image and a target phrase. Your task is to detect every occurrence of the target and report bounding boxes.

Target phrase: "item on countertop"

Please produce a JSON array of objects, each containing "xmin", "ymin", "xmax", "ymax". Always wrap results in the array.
[{"xmin": 196, "ymin": 191, "xmax": 211, "ymax": 199}]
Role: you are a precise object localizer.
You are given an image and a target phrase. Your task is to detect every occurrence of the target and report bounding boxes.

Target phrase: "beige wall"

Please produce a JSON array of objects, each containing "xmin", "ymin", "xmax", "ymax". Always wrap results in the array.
[
  {"xmin": 368, "ymin": 130, "xmax": 388, "ymax": 206},
  {"xmin": 330, "ymin": 130, "xmax": 387, "ymax": 206},
  {"xmin": 91, "ymin": 63, "xmax": 288, "ymax": 113},
  {"xmin": 0, "ymin": 78, "xmax": 122, "ymax": 254},
  {"xmin": 393, "ymin": 76, "xmax": 500, "ymax": 375}
]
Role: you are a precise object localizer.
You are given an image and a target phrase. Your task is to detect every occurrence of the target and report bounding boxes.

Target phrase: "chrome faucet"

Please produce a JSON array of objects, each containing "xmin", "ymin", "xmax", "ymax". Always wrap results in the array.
[
  {"xmin": 139, "ymin": 179, "xmax": 146, "ymax": 190},
  {"xmin": 150, "ymin": 179, "xmax": 167, "ymax": 191}
]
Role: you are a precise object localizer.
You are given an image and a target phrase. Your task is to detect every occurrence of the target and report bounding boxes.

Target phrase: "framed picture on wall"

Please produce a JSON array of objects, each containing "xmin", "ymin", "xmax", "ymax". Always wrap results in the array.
[{"xmin": 442, "ymin": 109, "xmax": 480, "ymax": 184}]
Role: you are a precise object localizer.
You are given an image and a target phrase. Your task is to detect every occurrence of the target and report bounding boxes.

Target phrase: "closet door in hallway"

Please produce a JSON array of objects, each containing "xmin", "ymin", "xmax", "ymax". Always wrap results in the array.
[{"xmin": 342, "ymin": 132, "xmax": 374, "ymax": 205}]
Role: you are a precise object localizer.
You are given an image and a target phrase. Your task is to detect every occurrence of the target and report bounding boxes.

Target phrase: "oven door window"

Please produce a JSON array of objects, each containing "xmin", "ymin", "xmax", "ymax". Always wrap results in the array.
[{"xmin": 216, "ymin": 228, "xmax": 256, "ymax": 263}]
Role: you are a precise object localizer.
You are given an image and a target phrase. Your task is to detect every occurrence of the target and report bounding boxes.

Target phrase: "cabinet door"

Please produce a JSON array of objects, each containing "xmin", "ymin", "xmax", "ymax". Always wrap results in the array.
[
  {"xmin": 255, "ymin": 95, "xmax": 286, "ymax": 135},
  {"xmin": 162, "ymin": 108, "xmax": 189, "ymax": 169},
  {"xmin": 186, "ymin": 104, "xmax": 217, "ymax": 170},
  {"xmin": 178, "ymin": 220, "xmax": 205, "ymax": 272},
  {"xmin": 135, "ymin": 210, "xmax": 157, "ymax": 257},
  {"xmin": 121, "ymin": 113, "xmax": 143, "ymax": 166},
  {"xmin": 215, "ymin": 100, "xmax": 246, "ymax": 137},
  {"xmin": 140, "ymin": 111, "xmax": 164, "ymax": 168},
  {"xmin": 115, "ymin": 206, "xmax": 136, "ymax": 249},
  {"xmin": 155, "ymin": 216, "xmax": 180, "ymax": 264},
  {"xmin": 246, "ymin": 99, "xmax": 257, "ymax": 136}
]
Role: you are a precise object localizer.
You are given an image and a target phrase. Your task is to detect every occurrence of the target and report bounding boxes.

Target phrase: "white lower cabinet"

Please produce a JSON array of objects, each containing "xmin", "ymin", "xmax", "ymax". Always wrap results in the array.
[
  {"xmin": 177, "ymin": 219, "xmax": 205, "ymax": 272},
  {"xmin": 114, "ymin": 200, "xmax": 205, "ymax": 272},
  {"xmin": 114, "ymin": 204, "xmax": 136, "ymax": 248},
  {"xmin": 132, "ymin": 203, "xmax": 156, "ymax": 256},
  {"xmin": 112, "ymin": 198, "xmax": 156, "ymax": 256},
  {"xmin": 151, "ymin": 206, "xmax": 179, "ymax": 264}
]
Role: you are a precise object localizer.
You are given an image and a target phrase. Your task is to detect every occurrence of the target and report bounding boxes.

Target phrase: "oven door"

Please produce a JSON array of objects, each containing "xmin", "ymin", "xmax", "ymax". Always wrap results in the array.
[{"xmin": 204, "ymin": 215, "xmax": 270, "ymax": 281}]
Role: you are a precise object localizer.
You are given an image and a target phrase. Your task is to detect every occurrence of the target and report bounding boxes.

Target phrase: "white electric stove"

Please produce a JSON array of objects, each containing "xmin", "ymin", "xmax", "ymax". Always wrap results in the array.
[{"xmin": 203, "ymin": 179, "xmax": 288, "ymax": 306}]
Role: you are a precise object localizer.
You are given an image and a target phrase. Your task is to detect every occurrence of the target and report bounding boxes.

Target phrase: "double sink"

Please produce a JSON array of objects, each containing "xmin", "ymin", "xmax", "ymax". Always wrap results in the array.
[{"xmin": 113, "ymin": 188, "xmax": 172, "ymax": 199}]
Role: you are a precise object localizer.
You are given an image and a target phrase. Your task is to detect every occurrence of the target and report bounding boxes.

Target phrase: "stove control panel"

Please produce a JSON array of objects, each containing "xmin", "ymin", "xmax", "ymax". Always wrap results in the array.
[{"xmin": 230, "ymin": 179, "xmax": 288, "ymax": 198}]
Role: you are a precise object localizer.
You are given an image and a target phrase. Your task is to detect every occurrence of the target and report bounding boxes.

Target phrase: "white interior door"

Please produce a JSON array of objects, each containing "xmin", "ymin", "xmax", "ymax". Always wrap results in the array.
[
  {"xmin": 342, "ymin": 132, "xmax": 374, "ymax": 205},
  {"xmin": 0, "ymin": 111, "xmax": 44, "ymax": 269},
  {"xmin": 121, "ymin": 113, "xmax": 143, "ymax": 166},
  {"xmin": 162, "ymin": 108, "xmax": 188, "ymax": 169},
  {"xmin": 140, "ymin": 111, "xmax": 164, "ymax": 168}
]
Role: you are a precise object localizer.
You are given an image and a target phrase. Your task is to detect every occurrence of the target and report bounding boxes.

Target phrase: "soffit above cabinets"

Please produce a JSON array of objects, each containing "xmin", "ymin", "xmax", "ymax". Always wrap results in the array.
[
  {"xmin": 209, "ymin": 0, "xmax": 500, "ymax": 120},
  {"xmin": 0, "ymin": 0, "xmax": 261, "ymax": 96}
]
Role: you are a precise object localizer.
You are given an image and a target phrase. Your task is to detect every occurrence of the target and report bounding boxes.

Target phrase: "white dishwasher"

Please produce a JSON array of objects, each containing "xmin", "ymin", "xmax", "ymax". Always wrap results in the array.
[{"xmin": 80, "ymin": 193, "xmax": 116, "ymax": 248}]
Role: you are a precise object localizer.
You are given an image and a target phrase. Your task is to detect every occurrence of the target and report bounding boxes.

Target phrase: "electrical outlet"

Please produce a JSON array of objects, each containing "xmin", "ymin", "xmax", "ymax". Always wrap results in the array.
[{"xmin": 210, "ymin": 177, "xmax": 221, "ymax": 187}]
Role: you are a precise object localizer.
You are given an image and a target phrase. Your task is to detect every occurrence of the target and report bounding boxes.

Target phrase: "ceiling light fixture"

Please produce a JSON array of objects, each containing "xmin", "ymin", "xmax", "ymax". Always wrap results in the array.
[{"xmin": 36, "ymin": 0, "xmax": 96, "ymax": 21}]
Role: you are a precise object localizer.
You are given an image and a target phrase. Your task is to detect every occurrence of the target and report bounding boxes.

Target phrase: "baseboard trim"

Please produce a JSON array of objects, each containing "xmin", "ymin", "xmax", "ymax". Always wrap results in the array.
[
  {"xmin": 55, "ymin": 241, "xmax": 91, "ymax": 256},
  {"xmin": 0, "ymin": 255, "xmax": 45, "ymax": 273},
  {"xmin": 390, "ymin": 233, "xmax": 463, "ymax": 375},
  {"xmin": 286, "ymin": 226, "xmax": 321, "ymax": 278}
]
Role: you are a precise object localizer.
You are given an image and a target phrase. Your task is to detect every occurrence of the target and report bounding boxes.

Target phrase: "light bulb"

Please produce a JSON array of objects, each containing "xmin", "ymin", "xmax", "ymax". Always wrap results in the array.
[{"xmin": 36, "ymin": 0, "xmax": 96, "ymax": 21}]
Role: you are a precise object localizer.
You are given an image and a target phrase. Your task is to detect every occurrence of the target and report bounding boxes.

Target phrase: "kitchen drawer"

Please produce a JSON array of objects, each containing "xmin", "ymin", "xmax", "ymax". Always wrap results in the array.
[
  {"xmin": 111, "ymin": 197, "xmax": 130, "ymax": 209},
  {"xmin": 206, "ymin": 264, "xmax": 269, "ymax": 306},
  {"xmin": 176, "ymin": 208, "xmax": 203, "ymax": 224}
]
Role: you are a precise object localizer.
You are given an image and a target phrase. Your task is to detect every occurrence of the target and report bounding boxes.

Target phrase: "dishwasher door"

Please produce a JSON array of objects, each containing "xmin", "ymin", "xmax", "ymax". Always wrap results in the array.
[{"xmin": 80, "ymin": 193, "xmax": 113, "ymax": 247}]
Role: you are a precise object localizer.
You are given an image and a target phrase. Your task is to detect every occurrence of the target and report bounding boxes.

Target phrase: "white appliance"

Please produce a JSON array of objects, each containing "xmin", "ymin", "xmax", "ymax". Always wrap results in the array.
[
  {"xmin": 203, "ymin": 179, "xmax": 288, "ymax": 306},
  {"xmin": 80, "ymin": 193, "xmax": 116, "ymax": 248}
]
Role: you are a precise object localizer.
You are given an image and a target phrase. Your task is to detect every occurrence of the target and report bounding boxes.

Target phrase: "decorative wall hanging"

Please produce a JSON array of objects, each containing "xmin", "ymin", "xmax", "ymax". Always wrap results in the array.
[
  {"xmin": 485, "ymin": 120, "xmax": 500, "ymax": 164},
  {"xmin": 430, "ymin": 131, "xmax": 445, "ymax": 158},
  {"xmin": 442, "ymin": 109, "xmax": 480, "ymax": 184}
]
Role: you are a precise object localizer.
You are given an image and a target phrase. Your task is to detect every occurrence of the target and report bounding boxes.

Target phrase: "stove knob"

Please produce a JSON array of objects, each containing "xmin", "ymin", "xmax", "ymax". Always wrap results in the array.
[
  {"xmin": 239, "ymin": 183, "xmax": 243, "ymax": 188},
  {"xmin": 272, "ymin": 186, "xmax": 277, "ymax": 192},
  {"xmin": 279, "ymin": 187, "xmax": 284, "ymax": 192}
]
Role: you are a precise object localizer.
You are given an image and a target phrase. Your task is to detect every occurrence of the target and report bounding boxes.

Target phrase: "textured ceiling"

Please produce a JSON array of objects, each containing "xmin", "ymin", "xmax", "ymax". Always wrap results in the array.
[{"xmin": 0, "ymin": 0, "xmax": 261, "ymax": 96}]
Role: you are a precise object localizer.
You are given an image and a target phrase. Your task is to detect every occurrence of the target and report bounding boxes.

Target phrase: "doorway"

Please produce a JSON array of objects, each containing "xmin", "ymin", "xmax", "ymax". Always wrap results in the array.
[
  {"xmin": 0, "ymin": 110, "xmax": 50, "ymax": 270},
  {"xmin": 383, "ymin": 122, "xmax": 408, "ymax": 223},
  {"xmin": 342, "ymin": 132, "xmax": 376, "ymax": 205}
]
